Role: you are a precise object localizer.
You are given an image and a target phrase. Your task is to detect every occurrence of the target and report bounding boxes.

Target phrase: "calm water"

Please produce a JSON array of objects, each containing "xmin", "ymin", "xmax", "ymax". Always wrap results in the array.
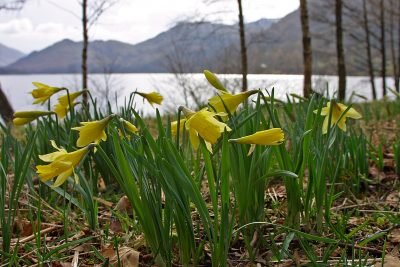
[{"xmin": 0, "ymin": 73, "xmax": 394, "ymax": 115}]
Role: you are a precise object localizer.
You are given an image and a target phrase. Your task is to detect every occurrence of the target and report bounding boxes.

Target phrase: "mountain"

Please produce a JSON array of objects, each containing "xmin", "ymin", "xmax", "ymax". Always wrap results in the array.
[
  {"xmin": 4, "ymin": 39, "xmax": 137, "ymax": 73},
  {"xmin": 3, "ymin": 18, "xmax": 278, "ymax": 74},
  {"xmin": 0, "ymin": 43, "xmax": 25, "ymax": 67}
]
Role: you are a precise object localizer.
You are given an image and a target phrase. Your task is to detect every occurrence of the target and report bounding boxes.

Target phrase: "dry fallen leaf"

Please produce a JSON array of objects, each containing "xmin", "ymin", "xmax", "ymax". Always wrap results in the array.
[
  {"xmin": 381, "ymin": 255, "xmax": 400, "ymax": 267},
  {"xmin": 115, "ymin": 196, "xmax": 132, "ymax": 213},
  {"xmin": 102, "ymin": 245, "xmax": 140, "ymax": 267},
  {"xmin": 97, "ymin": 176, "xmax": 107, "ymax": 192},
  {"xmin": 386, "ymin": 191, "xmax": 400, "ymax": 207},
  {"xmin": 388, "ymin": 228, "xmax": 400, "ymax": 243}
]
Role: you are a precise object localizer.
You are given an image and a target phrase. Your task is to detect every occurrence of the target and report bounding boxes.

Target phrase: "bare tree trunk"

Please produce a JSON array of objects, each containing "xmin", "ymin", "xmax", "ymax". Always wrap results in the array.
[
  {"xmin": 300, "ymin": 0, "xmax": 312, "ymax": 98},
  {"xmin": 389, "ymin": 0, "xmax": 398, "ymax": 92},
  {"xmin": 237, "ymin": 0, "xmax": 248, "ymax": 92},
  {"xmin": 335, "ymin": 0, "xmax": 346, "ymax": 100},
  {"xmin": 363, "ymin": 0, "xmax": 377, "ymax": 100},
  {"xmin": 397, "ymin": 0, "xmax": 400, "ymax": 92},
  {"xmin": 0, "ymin": 84, "xmax": 14, "ymax": 124},
  {"xmin": 380, "ymin": 0, "xmax": 387, "ymax": 96},
  {"xmin": 82, "ymin": 0, "xmax": 89, "ymax": 105}
]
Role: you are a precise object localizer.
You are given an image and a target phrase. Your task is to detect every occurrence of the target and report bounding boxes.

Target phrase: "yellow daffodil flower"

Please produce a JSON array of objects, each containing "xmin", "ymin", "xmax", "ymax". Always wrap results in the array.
[
  {"xmin": 72, "ymin": 115, "xmax": 114, "ymax": 147},
  {"xmin": 314, "ymin": 101, "xmax": 362, "ymax": 134},
  {"xmin": 120, "ymin": 118, "xmax": 138, "ymax": 134},
  {"xmin": 204, "ymin": 70, "xmax": 227, "ymax": 92},
  {"xmin": 229, "ymin": 128, "xmax": 285, "ymax": 145},
  {"xmin": 54, "ymin": 101, "xmax": 80, "ymax": 119},
  {"xmin": 136, "ymin": 91, "xmax": 163, "ymax": 106},
  {"xmin": 208, "ymin": 90, "xmax": 258, "ymax": 114},
  {"xmin": 118, "ymin": 119, "xmax": 138, "ymax": 140},
  {"xmin": 30, "ymin": 82, "xmax": 62, "ymax": 104},
  {"xmin": 181, "ymin": 106, "xmax": 231, "ymax": 151},
  {"xmin": 58, "ymin": 90, "xmax": 86, "ymax": 107},
  {"xmin": 13, "ymin": 110, "xmax": 54, "ymax": 126},
  {"xmin": 37, "ymin": 143, "xmax": 91, "ymax": 187},
  {"xmin": 39, "ymin": 140, "xmax": 67, "ymax": 162},
  {"xmin": 171, "ymin": 119, "xmax": 186, "ymax": 136}
]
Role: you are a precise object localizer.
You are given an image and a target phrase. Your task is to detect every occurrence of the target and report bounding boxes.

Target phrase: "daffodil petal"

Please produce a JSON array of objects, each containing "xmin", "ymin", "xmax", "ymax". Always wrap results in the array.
[
  {"xmin": 322, "ymin": 116, "xmax": 329, "ymax": 134},
  {"xmin": 13, "ymin": 117, "xmax": 35, "ymax": 126},
  {"xmin": 337, "ymin": 117, "xmax": 347, "ymax": 132},
  {"xmin": 52, "ymin": 168, "xmax": 74, "ymax": 188},
  {"xmin": 229, "ymin": 128, "xmax": 284, "ymax": 145},
  {"xmin": 189, "ymin": 128, "xmax": 200, "ymax": 150}
]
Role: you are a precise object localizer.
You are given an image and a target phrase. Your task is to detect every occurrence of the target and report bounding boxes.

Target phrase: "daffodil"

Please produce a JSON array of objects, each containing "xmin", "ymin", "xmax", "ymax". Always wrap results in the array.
[
  {"xmin": 171, "ymin": 119, "xmax": 186, "ymax": 136},
  {"xmin": 229, "ymin": 128, "xmax": 285, "ymax": 145},
  {"xmin": 314, "ymin": 101, "xmax": 362, "ymax": 134},
  {"xmin": 58, "ymin": 90, "xmax": 86, "ymax": 107},
  {"xmin": 30, "ymin": 82, "xmax": 62, "ymax": 104},
  {"xmin": 136, "ymin": 91, "xmax": 163, "ymax": 106},
  {"xmin": 13, "ymin": 110, "xmax": 54, "ymax": 126},
  {"xmin": 37, "ymin": 142, "xmax": 91, "ymax": 187},
  {"xmin": 54, "ymin": 101, "xmax": 80, "ymax": 119},
  {"xmin": 72, "ymin": 115, "xmax": 114, "ymax": 147},
  {"xmin": 120, "ymin": 118, "xmax": 138, "ymax": 135},
  {"xmin": 208, "ymin": 90, "xmax": 258, "ymax": 114},
  {"xmin": 181, "ymin": 106, "xmax": 231, "ymax": 151},
  {"xmin": 204, "ymin": 70, "xmax": 227, "ymax": 92}
]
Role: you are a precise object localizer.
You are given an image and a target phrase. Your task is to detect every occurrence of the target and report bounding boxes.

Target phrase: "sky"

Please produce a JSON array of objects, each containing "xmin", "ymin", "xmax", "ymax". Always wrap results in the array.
[{"xmin": 0, "ymin": 0, "xmax": 299, "ymax": 54}]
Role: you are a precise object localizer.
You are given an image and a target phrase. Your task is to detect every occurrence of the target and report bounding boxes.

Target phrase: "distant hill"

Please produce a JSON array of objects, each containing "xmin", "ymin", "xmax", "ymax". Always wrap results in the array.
[
  {"xmin": 0, "ymin": 43, "xmax": 25, "ymax": 67},
  {"xmin": 2, "ymin": 18, "xmax": 278, "ymax": 74}
]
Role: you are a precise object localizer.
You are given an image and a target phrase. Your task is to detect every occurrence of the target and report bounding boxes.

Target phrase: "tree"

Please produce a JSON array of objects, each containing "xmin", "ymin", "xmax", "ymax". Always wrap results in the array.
[
  {"xmin": 79, "ymin": 0, "xmax": 116, "ymax": 105},
  {"xmin": 389, "ymin": 0, "xmax": 399, "ymax": 92},
  {"xmin": 379, "ymin": 0, "xmax": 387, "ymax": 97},
  {"xmin": 335, "ymin": 0, "xmax": 346, "ymax": 100},
  {"xmin": 82, "ymin": 0, "xmax": 89, "ymax": 104},
  {"xmin": 362, "ymin": 0, "xmax": 377, "ymax": 99},
  {"xmin": 204, "ymin": 0, "xmax": 248, "ymax": 91},
  {"xmin": 300, "ymin": 0, "xmax": 312, "ymax": 98},
  {"xmin": 236, "ymin": 0, "xmax": 247, "ymax": 92}
]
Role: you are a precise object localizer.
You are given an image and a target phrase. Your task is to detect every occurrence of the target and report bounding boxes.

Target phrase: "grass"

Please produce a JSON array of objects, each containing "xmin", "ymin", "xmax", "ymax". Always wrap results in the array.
[{"xmin": 0, "ymin": 79, "xmax": 399, "ymax": 266}]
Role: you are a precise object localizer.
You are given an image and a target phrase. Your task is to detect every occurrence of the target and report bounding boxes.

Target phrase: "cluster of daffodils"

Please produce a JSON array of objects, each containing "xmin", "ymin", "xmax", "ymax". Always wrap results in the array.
[
  {"xmin": 171, "ymin": 70, "xmax": 363, "ymax": 153},
  {"xmin": 12, "ymin": 73, "xmax": 363, "ymax": 187},
  {"xmin": 13, "ymin": 82, "xmax": 163, "ymax": 126},
  {"xmin": 171, "ymin": 70, "xmax": 286, "ymax": 152},
  {"xmin": 12, "ymin": 82, "xmax": 157, "ymax": 188},
  {"xmin": 36, "ymin": 115, "xmax": 139, "ymax": 187},
  {"xmin": 12, "ymin": 82, "xmax": 86, "ymax": 124}
]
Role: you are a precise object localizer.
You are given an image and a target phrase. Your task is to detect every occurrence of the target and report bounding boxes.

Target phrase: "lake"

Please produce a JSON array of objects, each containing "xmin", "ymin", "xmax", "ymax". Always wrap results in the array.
[{"xmin": 0, "ymin": 73, "xmax": 394, "ymax": 116}]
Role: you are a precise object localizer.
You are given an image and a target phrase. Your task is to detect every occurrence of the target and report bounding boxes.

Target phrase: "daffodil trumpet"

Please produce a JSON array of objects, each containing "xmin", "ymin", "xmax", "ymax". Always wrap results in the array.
[
  {"xmin": 229, "ymin": 128, "xmax": 285, "ymax": 145},
  {"xmin": 58, "ymin": 89, "xmax": 88, "ymax": 107},
  {"xmin": 36, "ymin": 142, "xmax": 96, "ymax": 187},
  {"xmin": 13, "ymin": 110, "xmax": 55, "ymax": 126},
  {"xmin": 118, "ymin": 118, "xmax": 139, "ymax": 139},
  {"xmin": 179, "ymin": 106, "xmax": 231, "ymax": 152},
  {"xmin": 72, "ymin": 114, "xmax": 116, "ymax": 147},
  {"xmin": 208, "ymin": 90, "xmax": 258, "ymax": 115},
  {"xmin": 135, "ymin": 91, "xmax": 163, "ymax": 106},
  {"xmin": 30, "ymin": 82, "xmax": 63, "ymax": 105}
]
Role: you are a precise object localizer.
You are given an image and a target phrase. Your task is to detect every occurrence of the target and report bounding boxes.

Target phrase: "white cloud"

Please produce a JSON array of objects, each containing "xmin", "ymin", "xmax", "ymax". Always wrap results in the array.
[
  {"xmin": 0, "ymin": 18, "xmax": 33, "ymax": 34},
  {"xmin": 0, "ymin": 0, "xmax": 299, "ymax": 53},
  {"xmin": 0, "ymin": 19, "xmax": 81, "ymax": 52}
]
